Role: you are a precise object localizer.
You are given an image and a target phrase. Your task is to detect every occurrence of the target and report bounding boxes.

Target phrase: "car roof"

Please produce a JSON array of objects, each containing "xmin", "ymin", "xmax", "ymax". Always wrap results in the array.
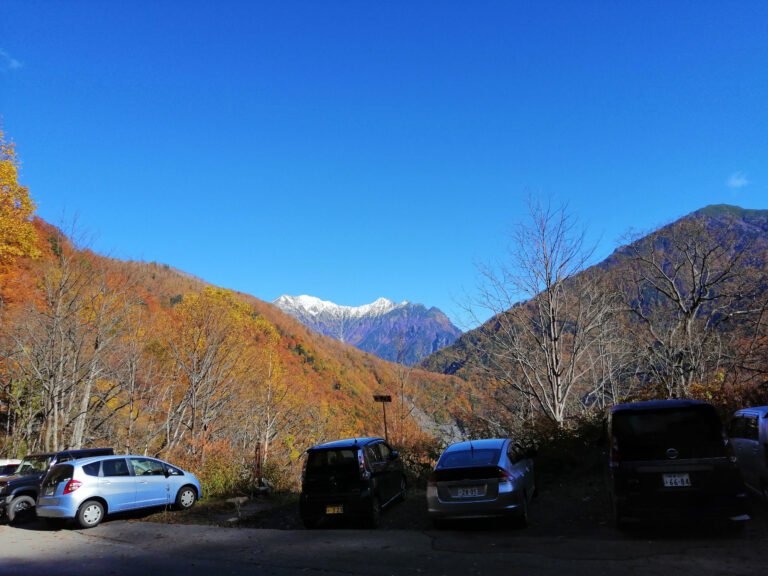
[
  {"xmin": 733, "ymin": 406, "xmax": 768, "ymax": 417},
  {"xmin": 57, "ymin": 454, "xmax": 163, "ymax": 466},
  {"xmin": 308, "ymin": 437, "xmax": 384, "ymax": 451},
  {"xmin": 443, "ymin": 438, "xmax": 508, "ymax": 452},
  {"xmin": 611, "ymin": 399, "xmax": 713, "ymax": 413}
]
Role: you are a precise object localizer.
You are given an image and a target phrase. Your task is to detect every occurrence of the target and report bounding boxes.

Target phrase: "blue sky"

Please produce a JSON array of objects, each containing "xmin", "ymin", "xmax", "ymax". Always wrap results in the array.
[{"xmin": 1, "ymin": 1, "xmax": 766, "ymax": 328}]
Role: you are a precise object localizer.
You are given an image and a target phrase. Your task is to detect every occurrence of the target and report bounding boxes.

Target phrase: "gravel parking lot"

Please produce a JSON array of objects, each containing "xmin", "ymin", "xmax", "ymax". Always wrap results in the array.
[{"xmin": 2, "ymin": 465, "xmax": 767, "ymax": 576}]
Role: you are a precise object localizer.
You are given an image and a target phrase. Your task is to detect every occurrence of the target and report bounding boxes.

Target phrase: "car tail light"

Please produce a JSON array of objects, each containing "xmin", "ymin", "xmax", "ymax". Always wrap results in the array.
[
  {"xmin": 63, "ymin": 479, "xmax": 82, "ymax": 494},
  {"xmin": 495, "ymin": 467, "xmax": 512, "ymax": 480}
]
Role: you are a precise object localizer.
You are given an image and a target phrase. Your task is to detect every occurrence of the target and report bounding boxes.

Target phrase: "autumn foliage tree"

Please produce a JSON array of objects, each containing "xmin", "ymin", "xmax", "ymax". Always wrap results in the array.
[{"xmin": 0, "ymin": 131, "xmax": 38, "ymax": 268}]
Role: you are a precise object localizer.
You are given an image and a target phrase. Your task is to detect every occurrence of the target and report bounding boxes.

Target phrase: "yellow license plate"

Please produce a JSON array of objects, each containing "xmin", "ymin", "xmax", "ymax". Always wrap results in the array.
[{"xmin": 325, "ymin": 505, "xmax": 344, "ymax": 515}]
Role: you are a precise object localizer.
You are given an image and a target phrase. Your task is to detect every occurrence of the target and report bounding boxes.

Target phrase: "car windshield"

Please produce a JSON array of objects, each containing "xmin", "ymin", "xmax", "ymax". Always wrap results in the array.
[
  {"xmin": 15, "ymin": 455, "xmax": 52, "ymax": 475},
  {"xmin": 438, "ymin": 448, "xmax": 500, "ymax": 469}
]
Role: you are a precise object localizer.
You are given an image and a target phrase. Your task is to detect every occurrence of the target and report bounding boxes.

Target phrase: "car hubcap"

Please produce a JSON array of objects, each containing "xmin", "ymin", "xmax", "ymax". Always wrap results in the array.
[
  {"xmin": 15, "ymin": 500, "xmax": 31, "ymax": 513},
  {"xmin": 180, "ymin": 490, "xmax": 194, "ymax": 507},
  {"xmin": 83, "ymin": 505, "xmax": 102, "ymax": 525}
]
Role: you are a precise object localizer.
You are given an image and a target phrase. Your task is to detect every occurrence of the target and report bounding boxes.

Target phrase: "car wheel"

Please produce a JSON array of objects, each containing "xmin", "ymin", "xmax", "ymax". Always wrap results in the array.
[
  {"xmin": 175, "ymin": 486, "xmax": 197, "ymax": 510},
  {"xmin": 396, "ymin": 475, "xmax": 408, "ymax": 502},
  {"xmin": 7, "ymin": 495, "xmax": 35, "ymax": 524},
  {"xmin": 77, "ymin": 500, "xmax": 105, "ymax": 529},
  {"xmin": 366, "ymin": 497, "xmax": 381, "ymax": 528}
]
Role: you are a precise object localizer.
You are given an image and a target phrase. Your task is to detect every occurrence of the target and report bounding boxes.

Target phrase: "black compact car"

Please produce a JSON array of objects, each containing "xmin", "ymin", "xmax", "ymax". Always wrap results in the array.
[
  {"xmin": 0, "ymin": 447, "xmax": 114, "ymax": 523},
  {"xmin": 606, "ymin": 399, "xmax": 749, "ymax": 527},
  {"xmin": 299, "ymin": 437, "xmax": 407, "ymax": 528}
]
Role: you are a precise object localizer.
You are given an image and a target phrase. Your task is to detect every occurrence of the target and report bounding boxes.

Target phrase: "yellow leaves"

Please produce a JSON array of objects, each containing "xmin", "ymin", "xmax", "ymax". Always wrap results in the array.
[{"xmin": 0, "ymin": 131, "xmax": 39, "ymax": 266}]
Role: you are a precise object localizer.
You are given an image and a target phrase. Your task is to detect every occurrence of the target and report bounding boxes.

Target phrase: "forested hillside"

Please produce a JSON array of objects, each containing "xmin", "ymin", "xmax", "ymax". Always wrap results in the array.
[{"xmin": 0, "ymin": 132, "xmax": 470, "ymax": 491}]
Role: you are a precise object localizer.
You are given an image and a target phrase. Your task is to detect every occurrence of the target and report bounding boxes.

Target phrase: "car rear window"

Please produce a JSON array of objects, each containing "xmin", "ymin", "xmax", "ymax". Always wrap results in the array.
[
  {"xmin": 613, "ymin": 405, "xmax": 726, "ymax": 459},
  {"xmin": 438, "ymin": 448, "xmax": 500, "ymax": 469},
  {"xmin": 306, "ymin": 449, "xmax": 358, "ymax": 472},
  {"xmin": 44, "ymin": 464, "xmax": 73, "ymax": 488}
]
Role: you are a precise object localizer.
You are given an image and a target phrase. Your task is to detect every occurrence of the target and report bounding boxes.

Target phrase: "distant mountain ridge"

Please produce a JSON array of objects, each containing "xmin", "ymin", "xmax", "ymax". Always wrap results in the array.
[{"xmin": 274, "ymin": 295, "xmax": 462, "ymax": 366}]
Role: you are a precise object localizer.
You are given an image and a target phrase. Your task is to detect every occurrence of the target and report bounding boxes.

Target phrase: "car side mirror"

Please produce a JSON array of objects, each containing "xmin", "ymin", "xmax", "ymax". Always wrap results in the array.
[{"xmin": 390, "ymin": 450, "xmax": 400, "ymax": 460}]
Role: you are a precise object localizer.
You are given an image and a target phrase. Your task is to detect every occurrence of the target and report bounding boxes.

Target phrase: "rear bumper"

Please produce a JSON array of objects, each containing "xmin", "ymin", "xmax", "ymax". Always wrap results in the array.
[
  {"xmin": 299, "ymin": 490, "xmax": 373, "ymax": 521},
  {"xmin": 36, "ymin": 497, "xmax": 80, "ymax": 519},
  {"xmin": 427, "ymin": 487, "xmax": 525, "ymax": 520}
]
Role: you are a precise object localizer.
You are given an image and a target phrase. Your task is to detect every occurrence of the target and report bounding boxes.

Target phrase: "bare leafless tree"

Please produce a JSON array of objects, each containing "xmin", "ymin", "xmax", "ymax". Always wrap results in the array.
[
  {"xmin": 472, "ymin": 200, "xmax": 619, "ymax": 427},
  {"xmin": 619, "ymin": 216, "xmax": 763, "ymax": 398}
]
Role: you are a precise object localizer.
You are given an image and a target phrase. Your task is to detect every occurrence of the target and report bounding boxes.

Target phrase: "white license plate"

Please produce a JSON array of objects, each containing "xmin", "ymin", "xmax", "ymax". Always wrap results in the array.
[
  {"xmin": 663, "ymin": 473, "xmax": 691, "ymax": 488},
  {"xmin": 456, "ymin": 486, "xmax": 484, "ymax": 498},
  {"xmin": 325, "ymin": 505, "xmax": 343, "ymax": 515}
]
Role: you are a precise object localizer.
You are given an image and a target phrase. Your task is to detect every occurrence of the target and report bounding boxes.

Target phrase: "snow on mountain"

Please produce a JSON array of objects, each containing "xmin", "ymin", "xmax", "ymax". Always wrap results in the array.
[
  {"xmin": 274, "ymin": 295, "xmax": 408, "ymax": 320},
  {"xmin": 273, "ymin": 294, "xmax": 462, "ymax": 366}
]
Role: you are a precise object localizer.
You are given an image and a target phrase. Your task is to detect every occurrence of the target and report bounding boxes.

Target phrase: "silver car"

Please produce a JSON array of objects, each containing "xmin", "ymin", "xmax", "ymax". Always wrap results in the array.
[
  {"xmin": 36, "ymin": 455, "xmax": 202, "ymax": 528},
  {"xmin": 729, "ymin": 406, "xmax": 768, "ymax": 500},
  {"xmin": 426, "ymin": 438, "xmax": 535, "ymax": 527}
]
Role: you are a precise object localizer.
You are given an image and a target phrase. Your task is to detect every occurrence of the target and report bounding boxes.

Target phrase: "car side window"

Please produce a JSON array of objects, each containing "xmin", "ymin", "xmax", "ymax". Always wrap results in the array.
[
  {"xmin": 366, "ymin": 445, "xmax": 382, "ymax": 464},
  {"xmin": 102, "ymin": 458, "xmax": 131, "ymax": 477},
  {"xmin": 130, "ymin": 457, "xmax": 165, "ymax": 476},
  {"xmin": 378, "ymin": 443, "xmax": 391, "ymax": 461},
  {"xmin": 83, "ymin": 462, "xmax": 101, "ymax": 477}
]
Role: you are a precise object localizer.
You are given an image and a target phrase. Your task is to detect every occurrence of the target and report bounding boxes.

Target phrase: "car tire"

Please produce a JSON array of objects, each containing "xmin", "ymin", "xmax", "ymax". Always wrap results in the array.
[
  {"xmin": 76, "ymin": 500, "xmax": 105, "ymax": 529},
  {"xmin": 366, "ymin": 496, "xmax": 381, "ymax": 528},
  {"xmin": 175, "ymin": 486, "xmax": 197, "ymax": 510},
  {"xmin": 396, "ymin": 475, "xmax": 408, "ymax": 502},
  {"xmin": 7, "ymin": 495, "xmax": 35, "ymax": 524}
]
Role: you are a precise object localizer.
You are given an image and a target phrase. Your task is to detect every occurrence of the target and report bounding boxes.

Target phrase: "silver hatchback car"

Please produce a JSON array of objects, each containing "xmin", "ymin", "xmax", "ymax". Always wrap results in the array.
[
  {"xmin": 427, "ymin": 438, "xmax": 535, "ymax": 527},
  {"xmin": 36, "ymin": 454, "xmax": 202, "ymax": 528}
]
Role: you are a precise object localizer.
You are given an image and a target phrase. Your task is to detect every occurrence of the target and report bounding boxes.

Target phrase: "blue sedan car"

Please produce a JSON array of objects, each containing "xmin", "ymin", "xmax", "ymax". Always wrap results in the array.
[{"xmin": 36, "ymin": 454, "xmax": 202, "ymax": 528}]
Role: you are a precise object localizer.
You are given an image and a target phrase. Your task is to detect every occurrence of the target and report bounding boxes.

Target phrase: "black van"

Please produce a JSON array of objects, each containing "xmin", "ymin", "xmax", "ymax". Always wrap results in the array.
[
  {"xmin": 0, "ymin": 447, "xmax": 114, "ymax": 523},
  {"xmin": 299, "ymin": 437, "xmax": 406, "ymax": 528},
  {"xmin": 606, "ymin": 400, "xmax": 748, "ymax": 527}
]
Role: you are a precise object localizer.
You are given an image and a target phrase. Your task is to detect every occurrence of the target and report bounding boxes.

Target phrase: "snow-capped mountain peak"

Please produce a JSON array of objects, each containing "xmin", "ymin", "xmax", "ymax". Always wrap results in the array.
[
  {"xmin": 274, "ymin": 295, "xmax": 407, "ymax": 319},
  {"xmin": 272, "ymin": 294, "xmax": 462, "ymax": 365}
]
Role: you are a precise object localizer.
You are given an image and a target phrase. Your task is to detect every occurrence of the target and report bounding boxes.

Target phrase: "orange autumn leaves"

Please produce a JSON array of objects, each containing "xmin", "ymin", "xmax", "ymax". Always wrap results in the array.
[{"xmin": 0, "ymin": 131, "xmax": 38, "ymax": 267}]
